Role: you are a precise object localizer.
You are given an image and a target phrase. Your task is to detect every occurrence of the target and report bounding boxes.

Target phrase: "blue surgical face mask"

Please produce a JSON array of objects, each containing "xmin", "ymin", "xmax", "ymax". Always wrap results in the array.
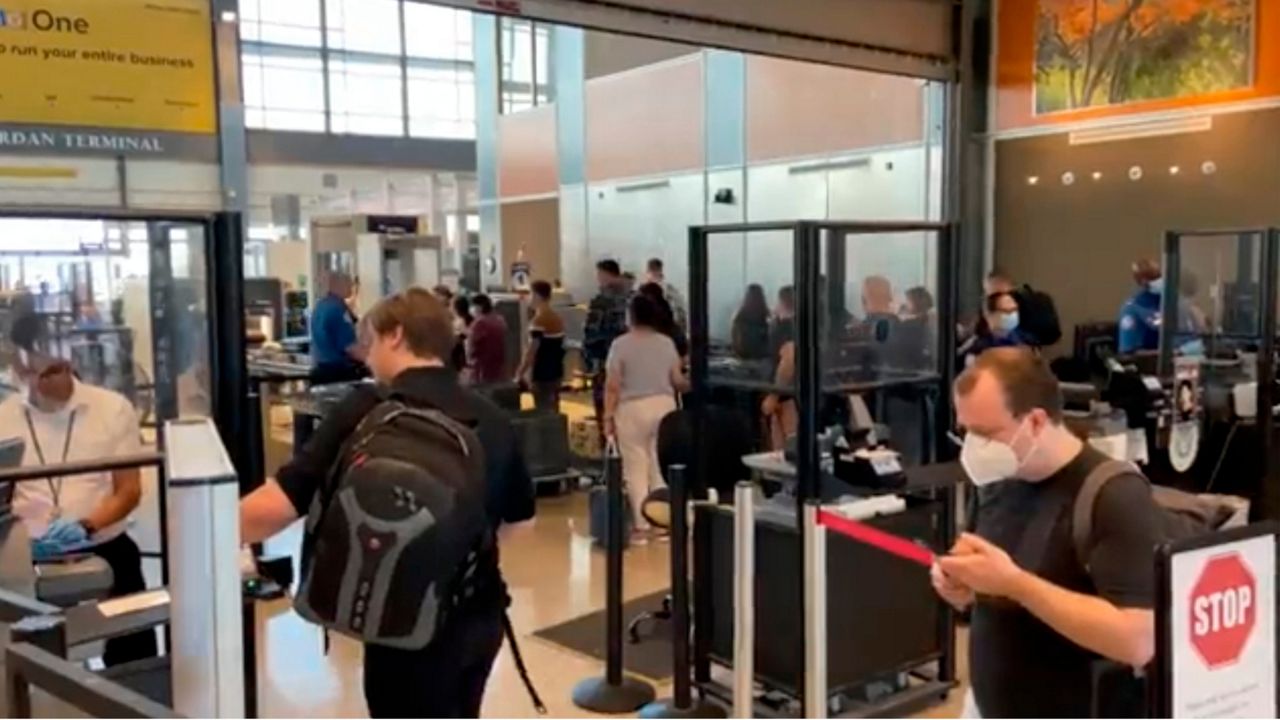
[
  {"xmin": 996, "ymin": 310, "xmax": 1020, "ymax": 335},
  {"xmin": 1148, "ymin": 278, "xmax": 1165, "ymax": 295}
]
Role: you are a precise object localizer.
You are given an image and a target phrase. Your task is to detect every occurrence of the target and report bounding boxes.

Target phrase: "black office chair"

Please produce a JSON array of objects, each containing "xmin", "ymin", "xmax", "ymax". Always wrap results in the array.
[{"xmin": 627, "ymin": 406, "xmax": 753, "ymax": 644}]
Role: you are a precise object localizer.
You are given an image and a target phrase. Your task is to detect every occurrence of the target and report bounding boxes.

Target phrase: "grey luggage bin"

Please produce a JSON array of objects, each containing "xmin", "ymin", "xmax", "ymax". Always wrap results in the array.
[
  {"xmin": 511, "ymin": 409, "xmax": 579, "ymax": 490},
  {"xmin": 35, "ymin": 557, "xmax": 114, "ymax": 608}
]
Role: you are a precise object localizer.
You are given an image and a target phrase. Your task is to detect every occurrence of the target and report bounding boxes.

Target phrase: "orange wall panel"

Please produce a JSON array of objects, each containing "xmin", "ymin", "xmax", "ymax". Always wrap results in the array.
[
  {"xmin": 746, "ymin": 56, "xmax": 925, "ymax": 163},
  {"xmin": 501, "ymin": 197, "xmax": 561, "ymax": 282},
  {"xmin": 996, "ymin": 0, "xmax": 1280, "ymax": 132},
  {"xmin": 585, "ymin": 56, "xmax": 705, "ymax": 182},
  {"xmin": 499, "ymin": 105, "xmax": 558, "ymax": 198}
]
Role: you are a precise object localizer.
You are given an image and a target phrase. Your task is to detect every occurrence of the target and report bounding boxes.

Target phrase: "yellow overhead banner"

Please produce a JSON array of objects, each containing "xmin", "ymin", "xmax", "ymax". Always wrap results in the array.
[{"xmin": 0, "ymin": 0, "xmax": 216, "ymax": 134}]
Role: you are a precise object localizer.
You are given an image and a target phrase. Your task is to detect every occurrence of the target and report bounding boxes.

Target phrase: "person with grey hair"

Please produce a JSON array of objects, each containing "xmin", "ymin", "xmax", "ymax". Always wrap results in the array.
[{"xmin": 310, "ymin": 271, "xmax": 367, "ymax": 385}]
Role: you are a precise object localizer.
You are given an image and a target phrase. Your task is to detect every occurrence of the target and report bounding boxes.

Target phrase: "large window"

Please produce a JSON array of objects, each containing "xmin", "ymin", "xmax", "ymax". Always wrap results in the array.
[
  {"xmin": 240, "ymin": 0, "xmax": 323, "ymax": 46},
  {"xmin": 240, "ymin": 0, "xmax": 475, "ymax": 139},
  {"xmin": 500, "ymin": 18, "xmax": 552, "ymax": 114},
  {"xmin": 325, "ymin": 0, "xmax": 400, "ymax": 54},
  {"xmin": 241, "ymin": 49, "xmax": 327, "ymax": 132},
  {"xmin": 328, "ymin": 54, "xmax": 405, "ymax": 136},
  {"xmin": 408, "ymin": 65, "xmax": 475, "ymax": 139},
  {"xmin": 405, "ymin": 2, "xmax": 473, "ymax": 61}
]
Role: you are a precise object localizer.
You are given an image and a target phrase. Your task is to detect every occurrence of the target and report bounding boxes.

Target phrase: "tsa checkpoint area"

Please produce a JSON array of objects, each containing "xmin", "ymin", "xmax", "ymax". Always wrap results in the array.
[{"xmin": 1, "ymin": 0, "xmax": 1280, "ymax": 717}]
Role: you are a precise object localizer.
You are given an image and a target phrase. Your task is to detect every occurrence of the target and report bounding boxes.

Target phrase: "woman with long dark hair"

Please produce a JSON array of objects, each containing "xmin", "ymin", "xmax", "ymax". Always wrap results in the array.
[
  {"xmin": 638, "ymin": 282, "xmax": 688, "ymax": 357},
  {"xmin": 604, "ymin": 294, "xmax": 689, "ymax": 545},
  {"xmin": 732, "ymin": 283, "xmax": 771, "ymax": 360}
]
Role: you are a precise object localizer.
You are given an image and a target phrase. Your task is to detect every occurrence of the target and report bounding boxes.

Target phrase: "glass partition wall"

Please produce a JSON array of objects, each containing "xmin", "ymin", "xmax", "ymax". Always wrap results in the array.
[
  {"xmin": 690, "ymin": 220, "xmax": 954, "ymax": 502},
  {"xmin": 1156, "ymin": 228, "xmax": 1280, "ymax": 519},
  {"xmin": 0, "ymin": 212, "xmax": 244, "ymax": 588}
]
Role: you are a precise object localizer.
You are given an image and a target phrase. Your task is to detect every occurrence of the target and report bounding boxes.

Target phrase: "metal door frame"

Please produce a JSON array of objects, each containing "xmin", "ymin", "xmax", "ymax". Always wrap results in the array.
[{"xmin": 0, "ymin": 208, "xmax": 248, "ymax": 481}]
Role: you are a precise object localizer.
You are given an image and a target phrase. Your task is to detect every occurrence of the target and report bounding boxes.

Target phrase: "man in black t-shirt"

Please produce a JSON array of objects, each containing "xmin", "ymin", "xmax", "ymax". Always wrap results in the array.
[
  {"xmin": 515, "ymin": 280, "xmax": 565, "ymax": 412},
  {"xmin": 240, "ymin": 288, "xmax": 535, "ymax": 718},
  {"xmin": 935, "ymin": 347, "xmax": 1162, "ymax": 718}
]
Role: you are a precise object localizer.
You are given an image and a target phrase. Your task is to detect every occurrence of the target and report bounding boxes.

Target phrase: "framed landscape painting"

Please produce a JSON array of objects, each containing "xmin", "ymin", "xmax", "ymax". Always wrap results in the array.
[{"xmin": 1035, "ymin": 0, "xmax": 1256, "ymax": 114}]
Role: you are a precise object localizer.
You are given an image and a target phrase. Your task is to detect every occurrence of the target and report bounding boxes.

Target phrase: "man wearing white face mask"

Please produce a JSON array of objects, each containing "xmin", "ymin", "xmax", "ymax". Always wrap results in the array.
[{"xmin": 932, "ymin": 347, "xmax": 1161, "ymax": 718}]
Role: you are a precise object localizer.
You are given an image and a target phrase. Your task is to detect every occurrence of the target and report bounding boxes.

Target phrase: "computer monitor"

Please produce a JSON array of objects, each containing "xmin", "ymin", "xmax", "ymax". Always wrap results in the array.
[
  {"xmin": 1073, "ymin": 321, "xmax": 1118, "ymax": 377},
  {"xmin": 0, "ymin": 438, "xmax": 24, "ymax": 469}
]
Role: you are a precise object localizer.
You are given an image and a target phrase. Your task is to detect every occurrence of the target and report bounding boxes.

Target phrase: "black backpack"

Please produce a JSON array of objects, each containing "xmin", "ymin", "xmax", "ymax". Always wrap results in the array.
[
  {"xmin": 1013, "ymin": 285, "xmax": 1063, "ymax": 347},
  {"xmin": 1067, "ymin": 460, "xmax": 1249, "ymax": 569},
  {"xmin": 1004, "ymin": 459, "xmax": 1249, "ymax": 574},
  {"xmin": 294, "ymin": 396, "xmax": 490, "ymax": 650}
]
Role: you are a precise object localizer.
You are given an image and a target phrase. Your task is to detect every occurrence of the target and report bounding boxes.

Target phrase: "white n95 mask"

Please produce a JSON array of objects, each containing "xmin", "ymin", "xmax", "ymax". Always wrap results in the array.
[
  {"xmin": 960, "ymin": 433, "xmax": 1019, "ymax": 486},
  {"xmin": 960, "ymin": 419, "xmax": 1042, "ymax": 486}
]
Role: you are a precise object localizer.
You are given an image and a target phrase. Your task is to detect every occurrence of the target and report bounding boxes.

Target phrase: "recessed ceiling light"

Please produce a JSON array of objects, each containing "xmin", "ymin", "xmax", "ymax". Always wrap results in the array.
[
  {"xmin": 1091, "ymin": 171, "xmax": 1103, "ymax": 181},
  {"xmin": 1202, "ymin": 161, "xmax": 1217, "ymax": 175},
  {"xmin": 1027, "ymin": 176, "xmax": 1039, "ymax": 186},
  {"xmin": 1129, "ymin": 166, "xmax": 1143, "ymax": 181},
  {"xmin": 1169, "ymin": 165, "xmax": 1181, "ymax": 175},
  {"xmin": 1062, "ymin": 172, "xmax": 1076, "ymax": 186}
]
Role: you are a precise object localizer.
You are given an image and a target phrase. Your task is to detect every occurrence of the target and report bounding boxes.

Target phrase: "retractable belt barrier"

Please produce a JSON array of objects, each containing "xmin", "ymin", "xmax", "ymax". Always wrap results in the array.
[
  {"xmin": 638, "ymin": 465, "xmax": 724, "ymax": 719},
  {"xmin": 731, "ymin": 482, "xmax": 754, "ymax": 719},
  {"xmin": 571, "ymin": 443, "xmax": 657, "ymax": 713}
]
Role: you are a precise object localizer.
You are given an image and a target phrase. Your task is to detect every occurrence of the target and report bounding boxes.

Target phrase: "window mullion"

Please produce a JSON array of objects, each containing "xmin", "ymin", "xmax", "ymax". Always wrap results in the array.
[
  {"xmin": 399, "ymin": 0, "xmax": 409, "ymax": 137},
  {"xmin": 319, "ymin": 0, "xmax": 332, "ymax": 133}
]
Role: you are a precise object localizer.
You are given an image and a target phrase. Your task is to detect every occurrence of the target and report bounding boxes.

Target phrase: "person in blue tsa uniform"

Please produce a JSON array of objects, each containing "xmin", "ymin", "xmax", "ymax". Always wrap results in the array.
[{"xmin": 1117, "ymin": 258, "xmax": 1164, "ymax": 354}]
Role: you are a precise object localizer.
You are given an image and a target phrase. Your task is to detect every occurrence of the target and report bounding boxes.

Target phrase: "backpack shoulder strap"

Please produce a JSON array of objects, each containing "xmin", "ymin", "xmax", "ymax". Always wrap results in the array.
[
  {"xmin": 1072, "ymin": 459, "xmax": 1144, "ymax": 568},
  {"xmin": 305, "ymin": 398, "xmax": 403, "ymax": 529}
]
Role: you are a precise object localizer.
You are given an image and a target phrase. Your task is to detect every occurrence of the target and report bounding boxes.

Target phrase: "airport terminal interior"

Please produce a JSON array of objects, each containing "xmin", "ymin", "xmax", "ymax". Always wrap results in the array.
[{"xmin": 0, "ymin": 0, "xmax": 1279, "ymax": 718}]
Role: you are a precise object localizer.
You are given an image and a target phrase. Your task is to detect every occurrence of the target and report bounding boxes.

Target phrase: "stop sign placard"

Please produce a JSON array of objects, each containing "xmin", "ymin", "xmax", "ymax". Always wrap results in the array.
[{"xmin": 1189, "ymin": 552, "xmax": 1257, "ymax": 669}]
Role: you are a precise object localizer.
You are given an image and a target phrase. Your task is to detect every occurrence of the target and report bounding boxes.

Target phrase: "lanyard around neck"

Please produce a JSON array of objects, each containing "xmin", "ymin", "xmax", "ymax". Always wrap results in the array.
[{"xmin": 23, "ymin": 408, "xmax": 78, "ymax": 510}]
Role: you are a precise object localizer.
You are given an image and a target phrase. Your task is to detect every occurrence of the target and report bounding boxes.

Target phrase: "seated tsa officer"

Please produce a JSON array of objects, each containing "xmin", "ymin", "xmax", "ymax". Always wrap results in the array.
[{"xmin": 0, "ymin": 314, "xmax": 155, "ymax": 665}]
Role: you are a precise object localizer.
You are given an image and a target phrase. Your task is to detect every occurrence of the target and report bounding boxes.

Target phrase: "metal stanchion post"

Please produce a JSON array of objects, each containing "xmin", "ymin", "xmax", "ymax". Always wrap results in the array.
[
  {"xmin": 573, "ymin": 444, "xmax": 656, "ymax": 713},
  {"xmin": 640, "ymin": 466, "xmax": 725, "ymax": 719},
  {"xmin": 733, "ymin": 481, "xmax": 755, "ymax": 719},
  {"xmin": 803, "ymin": 502, "xmax": 828, "ymax": 719}
]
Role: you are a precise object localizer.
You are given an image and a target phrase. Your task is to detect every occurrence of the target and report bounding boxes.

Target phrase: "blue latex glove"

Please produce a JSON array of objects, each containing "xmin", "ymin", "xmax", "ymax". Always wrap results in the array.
[
  {"xmin": 30, "ymin": 537, "xmax": 62, "ymax": 562},
  {"xmin": 45, "ymin": 518, "xmax": 89, "ymax": 547},
  {"xmin": 31, "ymin": 519, "xmax": 89, "ymax": 561},
  {"xmin": 1178, "ymin": 338, "xmax": 1207, "ymax": 358}
]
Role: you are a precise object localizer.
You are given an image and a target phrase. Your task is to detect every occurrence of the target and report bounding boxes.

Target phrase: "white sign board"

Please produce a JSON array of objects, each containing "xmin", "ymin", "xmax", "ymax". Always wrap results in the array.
[{"xmin": 1170, "ymin": 534, "xmax": 1276, "ymax": 718}]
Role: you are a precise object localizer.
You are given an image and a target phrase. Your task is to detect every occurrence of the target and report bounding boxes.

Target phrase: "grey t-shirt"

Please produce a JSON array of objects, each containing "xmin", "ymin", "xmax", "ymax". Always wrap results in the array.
[{"xmin": 607, "ymin": 330, "xmax": 679, "ymax": 401}]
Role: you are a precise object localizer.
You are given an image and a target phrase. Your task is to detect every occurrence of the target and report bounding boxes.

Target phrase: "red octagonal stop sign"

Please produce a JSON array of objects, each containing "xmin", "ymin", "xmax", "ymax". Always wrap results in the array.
[{"xmin": 1189, "ymin": 552, "xmax": 1257, "ymax": 669}]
